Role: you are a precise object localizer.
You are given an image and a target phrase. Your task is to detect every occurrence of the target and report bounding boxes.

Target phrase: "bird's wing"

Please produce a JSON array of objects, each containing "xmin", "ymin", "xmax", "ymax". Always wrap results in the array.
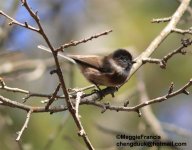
[{"xmin": 67, "ymin": 55, "xmax": 104, "ymax": 71}]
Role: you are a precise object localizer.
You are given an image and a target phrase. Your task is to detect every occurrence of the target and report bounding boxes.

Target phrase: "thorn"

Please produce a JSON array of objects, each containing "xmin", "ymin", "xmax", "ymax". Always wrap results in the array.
[
  {"xmin": 78, "ymin": 130, "xmax": 85, "ymax": 136},
  {"xmin": 24, "ymin": 22, "xmax": 28, "ymax": 27},
  {"xmin": 35, "ymin": 11, "xmax": 38, "ymax": 16},
  {"xmin": 41, "ymin": 100, "xmax": 49, "ymax": 104},
  {"xmin": 8, "ymin": 21, "xmax": 13, "ymax": 25},
  {"xmin": 160, "ymin": 60, "xmax": 166, "ymax": 69},
  {"xmin": 0, "ymin": 78, "xmax": 5, "ymax": 88},
  {"xmin": 101, "ymin": 108, "xmax": 106, "ymax": 113},
  {"xmin": 136, "ymin": 109, "xmax": 142, "ymax": 117},
  {"xmin": 50, "ymin": 69, "xmax": 57, "ymax": 75},
  {"xmin": 183, "ymin": 90, "xmax": 190, "ymax": 95},
  {"xmin": 101, "ymin": 103, "xmax": 110, "ymax": 113},
  {"xmin": 22, "ymin": 94, "xmax": 30, "ymax": 103},
  {"xmin": 181, "ymin": 38, "xmax": 191, "ymax": 47},
  {"xmin": 168, "ymin": 82, "xmax": 174, "ymax": 94},
  {"xmin": 22, "ymin": 98, "xmax": 27, "ymax": 103},
  {"xmin": 124, "ymin": 100, "xmax": 129, "ymax": 107},
  {"xmin": 180, "ymin": 49, "xmax": 187, "ymax": 55},
  {"xmin": 16, "ymin": 131, "xmax": 20, "ymax": 135},
  {"xmin": 142, "ymin": 58, "xmax": 147, "ymax": 64}
]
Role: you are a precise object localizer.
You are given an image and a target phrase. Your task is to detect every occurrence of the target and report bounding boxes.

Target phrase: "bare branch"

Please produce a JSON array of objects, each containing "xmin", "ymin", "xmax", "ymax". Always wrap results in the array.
[
  {"xmin": 75, "ymin": 92, "xmax": 83, "ymax": 117},
  {"xmin": 16, "ymin": 109, "xmax": 33, "ymax": 141},
  {"xmin": 142, "ymin": 38, "xmax": 192, "ymax": 68},
  {"xmin": 17, "ymin": 1, "xmax": 95, "ymax": 149},
  {"xmin": 0, "ymin": 78, "xmax": 192, "ymax": 119},
  {"xmin": 151, "ymin": 17, "xmax": 172, "ymax": 23},
  {"xmin": 126, "ymin": 0, "xmax": 191, "ymax": 82},
  {"xmin": 0, "ymin": 78, "xmax": 29, "ymax": 94},
  {"xmin": 81, "ymin": 79, "xmax": 192, "ymax": 113},
  {"xmin": 0, "ymin": 1, "xmax": 191, "ymax": 149},
  {"xmin": 56, "ymin": 30, "xmax": 113, "ymax": 52},
  {"xmin": 0, "ymin": 10, "xmax": 39, "ymax": 32},
  {"xmin": 168, "ymin": 82, "xmax": 174, "ymax": 94},
  {"xmin": 45, "ymin": 84, "xmax": 61, "ymax": 110},
  {"xmin": 176, "ymin": 0, "xmax": 192, "ymax": 16},
  {"xmin": 172, "ymin": 27, "xmax": 192, "ymax": 35}
]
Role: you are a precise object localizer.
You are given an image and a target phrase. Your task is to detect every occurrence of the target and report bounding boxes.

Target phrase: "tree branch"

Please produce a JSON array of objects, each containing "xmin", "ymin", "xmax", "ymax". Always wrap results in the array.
[
  {"xmin": 142, "ymin": 38, "xmax": 192, "ymax": 68},
  {"xmin": 16, "ymin": 109, "xmax": 33, "ymax": 141},
  {"xmin": 125, "ymin": 0, "xmax": 191, "ymax": 82},
  {"xmin": 56, "ymin": 30, "xmax": 113, "ymax": 52}
]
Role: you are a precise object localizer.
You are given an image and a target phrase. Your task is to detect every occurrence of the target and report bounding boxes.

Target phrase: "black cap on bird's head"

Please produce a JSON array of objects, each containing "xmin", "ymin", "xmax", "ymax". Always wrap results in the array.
[
  {"xmin": 113, "ymin": 49, "xmax": 132, "ymax": 61},
  {"xmin": 112, "ymin": 49, "xmax": 134, "ymax": 70}
]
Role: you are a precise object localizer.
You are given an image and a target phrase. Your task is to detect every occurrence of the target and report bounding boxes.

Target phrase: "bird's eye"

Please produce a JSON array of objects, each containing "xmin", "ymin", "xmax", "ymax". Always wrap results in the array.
[{"xmin": 120, "ymin": 57, "xmax": 127, "ymax": 62}]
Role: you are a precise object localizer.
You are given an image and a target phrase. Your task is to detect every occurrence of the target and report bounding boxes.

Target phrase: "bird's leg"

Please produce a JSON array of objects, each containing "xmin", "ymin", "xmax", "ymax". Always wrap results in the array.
[
  {"xmin": 109, "ymin": 86, "xmax": 119, "ymax": 97},
  {"xmin": 95, "ymin": 84, "xmax": 102, "ymax": 91},
  {"xmin": 91, "ymin": 83, "xmax": 104, "ymax": 100}
]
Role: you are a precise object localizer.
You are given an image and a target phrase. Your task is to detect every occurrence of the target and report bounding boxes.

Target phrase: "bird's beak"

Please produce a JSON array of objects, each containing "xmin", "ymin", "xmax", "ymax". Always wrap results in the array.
[{"xmin": 132, "ymin": 60, "xmax": 137, "ymax": 64}]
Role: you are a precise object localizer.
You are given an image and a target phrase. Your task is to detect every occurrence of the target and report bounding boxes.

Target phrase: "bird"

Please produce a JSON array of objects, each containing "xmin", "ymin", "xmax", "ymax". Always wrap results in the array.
[{"xmin": 38, "ymin": 45, "xmax": 135, "ymax": 89}]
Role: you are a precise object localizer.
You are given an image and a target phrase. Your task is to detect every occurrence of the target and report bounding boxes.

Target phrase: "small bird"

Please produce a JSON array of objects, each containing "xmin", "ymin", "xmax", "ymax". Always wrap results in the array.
[{"xmin": 38, "ymin": 45, "xmax": 135, "ymax": 88}]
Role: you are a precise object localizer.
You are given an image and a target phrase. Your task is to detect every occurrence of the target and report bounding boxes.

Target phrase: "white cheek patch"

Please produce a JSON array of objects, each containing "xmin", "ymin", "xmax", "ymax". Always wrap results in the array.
[{"xmin": 109, "ymin": 59, "xmax": 129, "ymax": 75}]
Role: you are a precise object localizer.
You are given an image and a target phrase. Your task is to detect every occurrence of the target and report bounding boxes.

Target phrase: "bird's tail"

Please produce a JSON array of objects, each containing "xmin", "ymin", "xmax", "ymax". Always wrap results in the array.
[{"xmin": 37, "ymin": 45, "xmax": 76, "ymax": 64}]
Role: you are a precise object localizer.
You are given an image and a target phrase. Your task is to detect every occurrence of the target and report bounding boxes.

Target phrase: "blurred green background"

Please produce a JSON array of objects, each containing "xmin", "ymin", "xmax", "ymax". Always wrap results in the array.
[{"xmin": 0, "ymin": 0, "xmax": 192, "ymax": 149}]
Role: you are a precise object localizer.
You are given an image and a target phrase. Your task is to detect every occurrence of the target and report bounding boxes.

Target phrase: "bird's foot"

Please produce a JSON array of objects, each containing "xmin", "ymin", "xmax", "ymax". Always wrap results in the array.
[{"xmin": 91, "ymin": 85, "xmax": 104, "ymax": 100}]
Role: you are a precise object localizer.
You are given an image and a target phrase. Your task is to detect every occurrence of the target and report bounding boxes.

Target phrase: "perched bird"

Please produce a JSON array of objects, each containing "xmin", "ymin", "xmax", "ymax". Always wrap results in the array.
[{"xmin": 38, "ymin": 45, "xmax": 135, "ymax": 88}]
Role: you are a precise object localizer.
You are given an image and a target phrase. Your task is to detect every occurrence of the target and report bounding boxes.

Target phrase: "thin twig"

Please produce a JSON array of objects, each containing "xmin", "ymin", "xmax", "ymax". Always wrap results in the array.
[
  {"xmin": 172, "ymin": 28, "xmax": 192, "ymax": 35},
  {"xmin": 16, "ymin": 109, "xmax": 33, "ymax": 141},
  {"xmin": 0, "ymin": 78, "xmax": 192, "ymax": 115},
  {"xmin": 0, "ymin": 79, "xmax": 65, "ymax": 102},
  {"xmin": 0, "ymin": 78, "xmax": 29, "ymax": 94},
  {"xmin": 45, "ymin": 84, "xmax": 61, "ymax": 110},
  {"xmin": 0, "ymin": 1, "xmax": 191, "ymax": 149},
  {"xmin": 151, "ymin": 17, "xmax": 172, "ymax": 23},
  {"xmin": 19, "ymin": 1, "xmax": 94, "ymax": 149},
  {"xmin": 142, "ymin": 38, "xmax": 192, "ymax": 68},
  {"xmin": 125, "ymin": 0, "xmax": 191, "ymax": 82},
  {"xmin": 75, "ymin": 92, "xmax": 83, "ymax": 117},
  {"xmin": 56, "ymin": 30, "xmax": 113, "ymax": 52},
  {"xmin": 0, "ymin": 11, "xmax": 39, "ymax": 32},
  {"xmin": 168, "ymin": 82, "xmax": 174, "ymax": 94},
  {"xmin": 81, "ymin": 79, "xmax": 192, "ymax": 113}
]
